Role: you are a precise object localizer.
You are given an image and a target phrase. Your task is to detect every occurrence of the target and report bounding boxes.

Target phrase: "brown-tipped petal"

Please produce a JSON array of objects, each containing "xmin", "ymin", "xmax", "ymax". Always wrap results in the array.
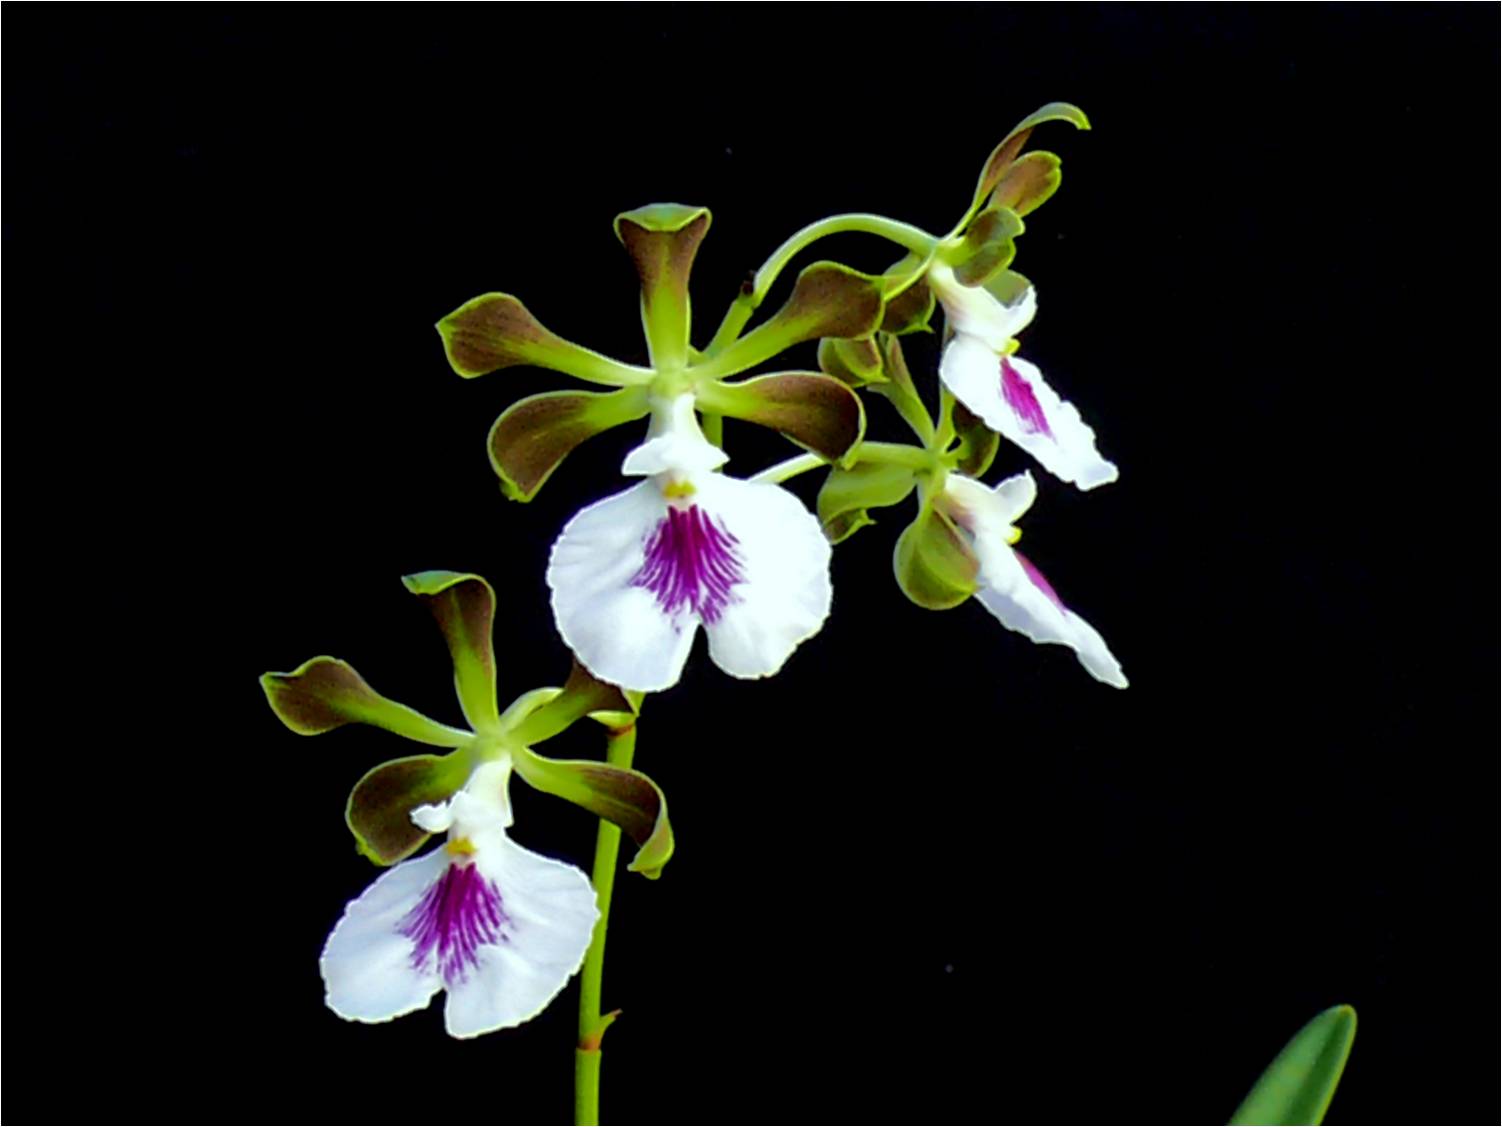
[
  {"xmin": 261, "ymin": 657, "xmax": 470, "ymax": 747},
  {"xmin": 705, "ymin": 261, "xmax": 885, "ymax": 379},
  {"xmin": 400, "ymin": 572, "xmax": 500, "ymax": 733},
  {"xmin": 988, "ymin": 150, "xmax": 1063, "ymax": 218},
  {"xmin": 488, "ymin": 386, "xmax": 651, "ymax": 502},
  {"xmin": 974, "ymin": 101, "xmax": 1090, "ymax": 204},
  {"xmin": 696, "ymin": 372, "xmax": 865, "ymax": 464},
  {"xmin": 952, "ymin": 207, "xmax": 1025, "ymax": 287},
  {"xmin": 513, "ymin": 745, "xmax": 675, "ymax": 879},
  {"xmin": 893, "ymin": 502, "xmax": 980, "ymax": 610},
  {"xmin": 437, "ymin": 293, "xmax": 646, "ymax": 386},
  {"xmin": 346, "ymin": 752, "xmax": 473, "ymax": 865},
  {"xmin": 881, "ymin": 275, "xmax": 937, "ymax": 335},
  {"xmin": 615, "ymin": 204, "xmax": 712, "ymax": 369}
]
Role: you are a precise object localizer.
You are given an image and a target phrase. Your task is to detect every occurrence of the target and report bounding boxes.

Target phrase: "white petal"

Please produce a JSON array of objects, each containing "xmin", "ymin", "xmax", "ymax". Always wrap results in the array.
[
  {"xmin": 409, "ymin": 802, "xmax": 454, "ymax": 834},
  {"xmin": 320, "ymin": 848, "xmax": 447, "ymax": 1024},
  {"xmin": 943, "ymin": 471, "xmax": 1037, "ymax": 540},
  {"xmin": 929, "ymin": 264, "xmax": 1036, "ymax": 349},
  {"xmin": 621, "ymin": 392, "xmax": 728, "ymax": 477},
  {"xmin": 694, "ymin": 474, "xmax": 833, "ymax": 679},
  {"xmin": 940, "ymin": 338, "xmax": 1118, "ymax": 491},
  {"xmin": 547, "ymin": 481, "xmax": 698, "ymax": 692},
  {"xmin": 449, "ymin": 759, "xmax": 515, "ymax": 833},
  {"xmin": 444, "ymin": 830, "xmax": 599, "ymax": 1038},
  {"xmin": 971, "ymin": 542, "xmax": 1127, "ymax": 688}
]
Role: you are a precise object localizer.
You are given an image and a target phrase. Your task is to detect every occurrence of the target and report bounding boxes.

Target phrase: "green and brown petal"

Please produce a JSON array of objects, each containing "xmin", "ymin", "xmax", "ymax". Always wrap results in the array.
[
  {"xmin": 987, "ymin": 150, "xmax": 1063, "ymax": 217},
  {"xmin": 702, "ymin": 261, "xmax": 886, "ymax": 379},
  {"xmin": 401, "ymin": 571, "xmax": 500, "ymax": 733},
  {"xmin": 346, "ymin": 752, "xmax": 473, "ymax": 865},
  {"xmin": 950, "ymin": 398, "xmax": 1001, "ymax": 478},
  {"xmin": 893, "ymin": 501, "xmax": 980, "ymax": 610},
  {"xmin": 973, "ymin": 101, "xmax": 1090, "ymax": 206},
  {"xmin": 513, "ymin": 745, "xmax": 674, "ymax": 879},
  {"xmin": 261, "ymin": 656, "xmax": 469, "ymax": 747},
  {"xmin": 615, "ymin": 204, "xmax": 711, "ymax": 370},
  {"xmin": 488, "ymin": 386, "xmax": 651, "ymax": 502},
  {"xmin": 816, "ymin": 458, "xmax": 919, "ymax": 544},
  {"xmin": 508, "ymin": 661, "xmax": 637, "ymax": 746},
  {"xmin": 817, "ymin": 336, "xmax": 885, "ymax": 387},
  {"xmin": 696, "ymin": 371, "xmax": 865, "ymax": 465},
  {"xmin": 437, "ymin": 293, "xmax": 646, "ymax": 387},
  {"xmin": 950, "ymin": 206, "xmax": 1024, "ymax": 287}
]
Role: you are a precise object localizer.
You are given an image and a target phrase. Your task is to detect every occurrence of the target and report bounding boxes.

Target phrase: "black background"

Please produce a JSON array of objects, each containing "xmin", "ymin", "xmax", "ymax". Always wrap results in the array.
[{"xmin": 8, "ymin": 6, "xmax": 1497, "ymax": 1124}]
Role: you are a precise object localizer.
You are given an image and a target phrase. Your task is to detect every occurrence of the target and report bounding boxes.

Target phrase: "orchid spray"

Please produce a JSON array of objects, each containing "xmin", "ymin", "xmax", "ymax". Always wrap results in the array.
[{"xmin": 261, "ymin": 103, "xmax": 1353, "ymax": 1125}]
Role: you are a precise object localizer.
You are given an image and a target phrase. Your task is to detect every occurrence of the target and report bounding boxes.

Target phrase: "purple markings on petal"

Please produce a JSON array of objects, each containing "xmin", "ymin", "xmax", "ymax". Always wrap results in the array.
[
  {"xmin": 1000, "ymin": 358, "xmax": 1053, "ymax": 438},
  {"xmin": 632, "ymin": 504, "xmax": 745, "ymax": 625},
  {"xmin": 1014, "ymin": 550, "xmax": 1068, "ymax": 612},
  {"xmin": 398, "ymin": 861, "xmax": 508, "ymax": 986}
]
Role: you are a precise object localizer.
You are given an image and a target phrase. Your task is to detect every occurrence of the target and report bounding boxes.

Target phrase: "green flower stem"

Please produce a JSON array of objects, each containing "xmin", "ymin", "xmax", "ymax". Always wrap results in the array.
[
  {"xmin": 704, "ymin": 213, "xmax": 939, "ymax": 357},
  {"xmin": 750, "ymin": 451, "xmax": 825, "ymax": 485},
  {"xmin": 575, "ymin": 721, "xmax": 637, "ymax": 1127}
]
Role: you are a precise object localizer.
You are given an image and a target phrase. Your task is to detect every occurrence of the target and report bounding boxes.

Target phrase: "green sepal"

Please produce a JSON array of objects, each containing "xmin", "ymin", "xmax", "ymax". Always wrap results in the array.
[
  {"xmin": 951, "ymin": 207, "xmax": 1025, "ymax": 287},
  {"xmin": 346, "ymin": 751, "xmax": 474, "ymax": 865},
  {"xmin": 437, "ymin": 293, "xmax": 645, "ymax": 387},
  {"xmin": 1229, "ymin": 1005, "xmax": 1357, "ymax": 1127},
  {"xmin": 509, "ymin": 661, "xmax": 636, "ymax": 746},
  {"xmin": 893, "ymin": 501, "xmax": 979, "ymax": 610},
  {"xmin": 987, "ymin": 150, "xmax": 1063, "ymax": 217},
  {"xmin": 260, "ymin": 656, "xmax": 470, "ymax": 747},
  {"xmin": 983, "ymin": 268, "xmax": 1032, "ymax": 307},
  {"xmin": 704, "ymin": 262, "xmax": 885, "ymax": 378},
  {"xmin": 696, "ymin": 372, "xmax": 865, "ymax": 465},
  {"xmin": 974, "ymin": 101, "xmax": 1090, "ymax": 205},
  {"xmin": 513, "ymin": 744, "xmax": 675, "ymax": 879},
  {"xmin": 614, "ymin": 204, "xmax": 712, "ymax": 370},
  {"xmin": 817, "ymin": 459, "xmax": 919, "ymax": 544},
  {"xmin": 401, "ymin": 571, "xmax": 499, "ymax": 733},
  {"xmin": 817, "ymin": 336, "xmax": 885, "ymax": 387},
  {"xmin": 488, "ymin": 385, "xmax": 652, "ymax": 502},
  {"xmin": 951, "ymin": 399, "xmax": 1000, "ymax": 478}
]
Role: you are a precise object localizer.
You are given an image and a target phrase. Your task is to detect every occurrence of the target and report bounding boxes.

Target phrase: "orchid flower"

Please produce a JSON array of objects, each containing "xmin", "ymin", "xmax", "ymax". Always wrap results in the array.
[
  {"xmin": 321, "ymin": 757, "xmax": 599, "ymax": 1037},
  {"xmin": 941, "ymin": 470, "xmax": 1126, "ymax": 687},
  {"xmin": 548, "ymin": 391, "xmax": 832, "ymax": 693},
  {"xmin": 929, "ymin": 263, "xmax": 1118, "ymax": 491},
  {"xmin": 261, "ymin": 571, "xmax": 673, "ymax": 1037}
]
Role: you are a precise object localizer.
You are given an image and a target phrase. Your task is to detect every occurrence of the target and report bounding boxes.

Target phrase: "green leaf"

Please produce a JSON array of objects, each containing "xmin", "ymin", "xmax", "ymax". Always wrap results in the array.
[
  {"xmin": 346, "ymin": 752, "xmax": 473, "ymax": 865},
  {"xmin": 508, "ymin": 661, "xmax": 636, "ymax": 746},
  {"xmin": 696, "ymin": 372, "xmax": 866, "ymax": 465},
  {"xmin": 974, "ymin": 101, "xmax": 1090, "ymax": 205},
  {"xmin": 488, "ymin": 385, "xmax": 651, "ymax": 502},
  {"xmin": 1229, "ymin": 1005, "xmax": 1357, "ymax": 1127},
  {"xmin": 702, "ymin": 262, "xmax": 885, "ymax": 379},
  {"xmin": 401, "ymin": 571, "xmax": 499, "ymax": 733},
  {"xmin": 614, "ymin": 204, "xmax": 712, "ymax": 370},
  {"xmin": 987, "ymin": 150, "xmax": 1063, "ymax": 217},
  {"xmin": 951, "ymin": 399, "xmax": 1001, "ymax": 478},
  {"xmin": 951, "ymin": 207, "xmax": 1025, "ymax": 287},
  {"xmin": 893, "ymin": 502, "xmax": 979, "ymax": 610},
  {"xmin": 260, "ymin": 656, "xmax": 470, "ymax": 747},
  {"xmin": 437, "ymin": 293, "xmax": 646, "ymax": 387},
  {"xmin": 817, "ymin": 459, "xmax": 919, "ymax": 544},
  {"xmin": 513, "ymin": 744, "xmax": 675, "ymax": 879}
]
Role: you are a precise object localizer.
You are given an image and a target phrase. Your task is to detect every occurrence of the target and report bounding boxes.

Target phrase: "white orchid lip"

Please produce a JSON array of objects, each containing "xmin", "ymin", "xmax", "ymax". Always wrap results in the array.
[
  {"xmin": 944, "ymin": 472, "xmax": 1127, "ymax": 688},
  {"xmin": 320, "ymin": 760, "xmax": 599, "ymax": 1039},
  {"xmin": 548, "ymin": 392, "xmax": 832, "ymax": 693},
  {"xmin": 929, "ymin": 265, "xmax": 1118, "ymax": 491}
]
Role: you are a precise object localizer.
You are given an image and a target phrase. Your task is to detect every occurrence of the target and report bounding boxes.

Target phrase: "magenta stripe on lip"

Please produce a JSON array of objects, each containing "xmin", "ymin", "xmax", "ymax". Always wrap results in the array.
[
  {"xmin": 1014, "ymin": 549, "xmax": 1068, "ymax": 612},
  {"xmin": 1000, "ymin": 357, "xmax": 1054, "ymax": 437},
  {"xmin": 398, "ymin": 861, "xmax": 509, "ymax": 986},
  {"xmin": 632, "ymin": 504, "xmax": 745, "ymax": 624}
]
